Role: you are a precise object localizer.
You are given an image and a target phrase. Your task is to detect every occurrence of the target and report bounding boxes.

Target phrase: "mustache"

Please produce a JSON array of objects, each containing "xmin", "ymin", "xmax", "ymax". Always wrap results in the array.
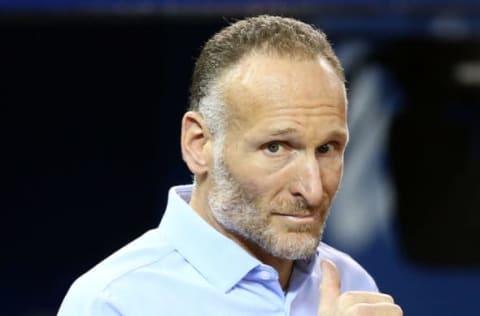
[{"xmin": 268, "ymin": 195, "xmax": 331, "ymax": 216}]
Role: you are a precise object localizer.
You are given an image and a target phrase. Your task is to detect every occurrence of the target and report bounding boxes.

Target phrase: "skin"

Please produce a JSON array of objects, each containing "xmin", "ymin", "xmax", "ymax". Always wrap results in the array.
[
  {"xmin": 319, "ymin": 260, "xmax": 403, "ymax": 316},
  {"xmin": 182, "ymin": 52, "xmax": 402, "ymax": 315}
]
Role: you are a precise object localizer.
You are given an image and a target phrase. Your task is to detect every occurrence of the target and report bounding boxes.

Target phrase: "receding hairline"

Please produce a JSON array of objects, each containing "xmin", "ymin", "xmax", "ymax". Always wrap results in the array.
[
  {"xmin": 220, "ymin": 49, "xmax": 343, "ymax": 82},
  {"xmin": 214, "ymin": 50, "xmax": 346, "ymax": 109},
  {"xmin": 201, "ymin": 48, "xmax": 344, "ymax": 106},
  {"xmin": 189, "ymin": 15, "xmax": 344, "ymax": 113}
]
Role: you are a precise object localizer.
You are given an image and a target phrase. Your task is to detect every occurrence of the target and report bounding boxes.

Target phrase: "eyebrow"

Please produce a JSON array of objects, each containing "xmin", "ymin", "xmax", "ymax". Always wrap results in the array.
[
  {"xmin": 268, "ymin": 127, "xmax": 349, "ymax": 142},
  {"xmin": 327, "ymin": 129, "xmax": 349, "ymax": 142}
]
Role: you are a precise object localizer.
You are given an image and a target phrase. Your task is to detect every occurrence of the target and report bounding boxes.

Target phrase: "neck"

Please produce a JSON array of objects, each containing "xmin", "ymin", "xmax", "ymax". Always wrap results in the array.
[
  {"xmin": 254, "ymin": 246, "xmax": 294, "ymax": 291},
  {"xmin": 220, "ymin": 234, "xmax": 295, "ymax": 291}
]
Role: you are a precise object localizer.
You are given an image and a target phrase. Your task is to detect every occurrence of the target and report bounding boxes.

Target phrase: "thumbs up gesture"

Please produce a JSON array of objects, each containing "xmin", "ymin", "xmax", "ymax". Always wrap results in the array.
[{"xmin": 318, "ymin": 260, "xmax": 403, "ymax": 316}]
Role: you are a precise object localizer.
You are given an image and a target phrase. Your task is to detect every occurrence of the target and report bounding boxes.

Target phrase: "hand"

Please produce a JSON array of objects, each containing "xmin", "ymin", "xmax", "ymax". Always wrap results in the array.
[{"xmin": 318, "ymin": 260, "xmax": 403, "ymax": 316}]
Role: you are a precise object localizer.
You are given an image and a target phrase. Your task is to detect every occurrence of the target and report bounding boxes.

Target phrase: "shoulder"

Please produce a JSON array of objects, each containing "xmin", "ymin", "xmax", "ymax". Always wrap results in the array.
[
  {"xmin": 317, "ymin": 242, "xmax": 378, "ymax": 292},
  {"xmin": 58, "ymin": 229, "xmax": 177, "ymax": 315}
]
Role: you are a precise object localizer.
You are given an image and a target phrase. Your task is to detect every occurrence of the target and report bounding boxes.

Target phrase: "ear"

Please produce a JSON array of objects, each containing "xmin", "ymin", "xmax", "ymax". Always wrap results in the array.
[{"xmin": 181, "ymin": 111, "xmax": 213, "ymax": 178}]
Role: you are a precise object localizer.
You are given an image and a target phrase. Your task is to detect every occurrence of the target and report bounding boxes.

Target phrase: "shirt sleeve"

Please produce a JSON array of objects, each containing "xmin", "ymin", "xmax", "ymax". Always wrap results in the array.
[{"xmin": 57, "ymin": 285, "xmax": 122, "ymax": 316}]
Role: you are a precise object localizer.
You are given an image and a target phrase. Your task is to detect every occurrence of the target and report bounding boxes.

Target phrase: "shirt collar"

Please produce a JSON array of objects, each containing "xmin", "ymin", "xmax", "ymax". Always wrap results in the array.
[{"xmin": 158, "ymin": 185, "xmax": 262, "ymax": 293}]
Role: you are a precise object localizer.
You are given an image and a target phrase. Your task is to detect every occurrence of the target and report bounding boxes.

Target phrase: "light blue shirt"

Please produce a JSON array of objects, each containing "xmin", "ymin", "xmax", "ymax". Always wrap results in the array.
[{"xmin": 58, "ymin": 185, "xmax": 378, "ymax": 316}]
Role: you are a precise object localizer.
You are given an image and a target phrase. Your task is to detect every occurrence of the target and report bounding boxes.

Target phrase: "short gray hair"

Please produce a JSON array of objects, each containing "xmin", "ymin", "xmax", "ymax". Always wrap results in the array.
[{"xmin": 189, "ymin": 15, "xmax": 344, "ymax": 137}]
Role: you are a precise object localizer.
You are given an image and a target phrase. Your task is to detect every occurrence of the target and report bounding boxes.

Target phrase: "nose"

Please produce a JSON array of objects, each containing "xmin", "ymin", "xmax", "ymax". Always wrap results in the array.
[{"xmin": 290, "ymin": 155, "xmax": 324, "ymax": 208}]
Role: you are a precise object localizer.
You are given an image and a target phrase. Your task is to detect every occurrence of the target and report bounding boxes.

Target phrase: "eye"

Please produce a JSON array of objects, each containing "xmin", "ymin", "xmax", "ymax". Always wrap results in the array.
[
  {"xmin": 317, "ymin": 143, "xmax": 333, "ymax": 154},
  {"xmin": 266, "ymin": 142, "xmax": 281, "ymax": 153}
]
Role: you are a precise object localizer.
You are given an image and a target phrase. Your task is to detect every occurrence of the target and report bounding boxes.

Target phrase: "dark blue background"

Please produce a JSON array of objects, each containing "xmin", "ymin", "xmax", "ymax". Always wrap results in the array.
[{"xmin": 2, "ymin": 3, "xmax": 480, "ymax": 315}]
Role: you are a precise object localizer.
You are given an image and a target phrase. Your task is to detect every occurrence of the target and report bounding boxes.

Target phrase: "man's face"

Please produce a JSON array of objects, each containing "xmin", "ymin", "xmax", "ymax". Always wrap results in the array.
[{"xmin": 207, "ymin": 53, "xmax": 348, "ymax": 260}]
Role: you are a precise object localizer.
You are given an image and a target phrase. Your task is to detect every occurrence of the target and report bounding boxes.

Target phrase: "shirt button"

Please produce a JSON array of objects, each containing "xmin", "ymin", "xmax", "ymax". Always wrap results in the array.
[{"xmin": 258, "ymin": 270, "xmax": 272, "ymax": 280}]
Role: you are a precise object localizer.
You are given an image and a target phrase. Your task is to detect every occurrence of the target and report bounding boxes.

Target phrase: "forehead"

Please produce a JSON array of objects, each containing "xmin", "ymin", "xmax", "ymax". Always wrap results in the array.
[{"xmin": 219, "ymin": 52, "xmax": 347, "ymax": 129}]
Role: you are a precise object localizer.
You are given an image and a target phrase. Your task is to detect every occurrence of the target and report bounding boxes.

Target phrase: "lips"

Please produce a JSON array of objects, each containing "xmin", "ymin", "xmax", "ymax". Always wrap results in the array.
[{"xmin": 273, "ymin": 212, "xmax": 314, "ymax": 218}]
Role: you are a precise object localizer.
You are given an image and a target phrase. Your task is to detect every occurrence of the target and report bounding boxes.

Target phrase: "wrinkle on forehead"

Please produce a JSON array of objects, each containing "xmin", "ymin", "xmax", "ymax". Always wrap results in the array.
[{"xmin": 219, "ymin": 53, "xmax": 347, "ymax": 127}]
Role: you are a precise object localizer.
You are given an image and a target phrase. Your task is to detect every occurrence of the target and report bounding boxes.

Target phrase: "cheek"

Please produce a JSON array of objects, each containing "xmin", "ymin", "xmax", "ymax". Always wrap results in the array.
[
  {"xmin": 227, "ymin": 155, "xmax": 291, "ymax": 192},
  {"xmin": 320, "ymin": 162, "xmax": 344, "ymax": 193},
  {"xmin": 234, "ymin": 171, "xmax": 289, "ymax": 207},
  {"xmin": 242, "ymin": 176, "xmax": 280, "ymax": 196}
]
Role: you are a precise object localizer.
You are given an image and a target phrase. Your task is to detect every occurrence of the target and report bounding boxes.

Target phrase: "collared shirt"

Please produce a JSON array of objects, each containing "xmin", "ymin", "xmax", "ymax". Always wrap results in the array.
[{"xmin": 58, "ymin": 185, "xmax": 378, "ymax": 316}]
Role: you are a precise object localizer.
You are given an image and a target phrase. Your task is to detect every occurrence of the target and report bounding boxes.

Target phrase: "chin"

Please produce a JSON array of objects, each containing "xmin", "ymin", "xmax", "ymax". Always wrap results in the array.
[{"xmin": 263, "ymin": 231, "xmax": 322, "ymax": 260}]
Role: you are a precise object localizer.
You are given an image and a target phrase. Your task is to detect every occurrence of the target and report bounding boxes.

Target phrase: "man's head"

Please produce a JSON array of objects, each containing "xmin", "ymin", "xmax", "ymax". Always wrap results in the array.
[{"xmin": 181, "ymin": 15, "xmax": 348, "ymax": 261}]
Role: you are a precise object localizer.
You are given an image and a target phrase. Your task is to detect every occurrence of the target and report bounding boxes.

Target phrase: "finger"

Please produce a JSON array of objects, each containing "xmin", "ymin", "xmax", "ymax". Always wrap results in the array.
[
  {"xmin": 338, "ymin": 291, "xmax": 394, "ymax": 310},
  {"xmin": 346, "ymin": 302, "xmax": 403, "ymax": 316},
  {"xmin": 319, "ymin": 259, "xmax": 341, "ymax": 311}
]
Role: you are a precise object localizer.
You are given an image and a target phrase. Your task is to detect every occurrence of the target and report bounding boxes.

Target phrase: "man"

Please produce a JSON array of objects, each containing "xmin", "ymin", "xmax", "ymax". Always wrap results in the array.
[{"xmin": 58, "ymin": 15, "xmax": 402, "ymax": 316}]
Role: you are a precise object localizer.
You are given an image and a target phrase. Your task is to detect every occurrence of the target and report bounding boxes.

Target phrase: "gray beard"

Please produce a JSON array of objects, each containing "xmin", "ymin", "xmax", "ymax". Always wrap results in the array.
[{"xmin": 207, "ymin": 151, "xmax": 325, "ymax": 260}]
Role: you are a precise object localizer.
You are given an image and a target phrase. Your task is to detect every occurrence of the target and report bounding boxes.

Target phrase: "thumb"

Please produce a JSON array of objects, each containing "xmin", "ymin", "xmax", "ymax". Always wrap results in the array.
[{"xmin": 319, "ymin": 260, "xmax": 341, "ymax": 311}]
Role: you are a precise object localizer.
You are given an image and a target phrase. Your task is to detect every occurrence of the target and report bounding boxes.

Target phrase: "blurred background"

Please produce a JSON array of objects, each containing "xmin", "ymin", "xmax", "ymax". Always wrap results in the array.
[{"xmin": 2, "ymin": 0, "xmax": 480, "ymax": 315}]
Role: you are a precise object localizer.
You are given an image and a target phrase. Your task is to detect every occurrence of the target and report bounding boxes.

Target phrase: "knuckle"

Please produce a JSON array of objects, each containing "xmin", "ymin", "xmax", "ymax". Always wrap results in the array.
[
  {"xmin": 338, "ymin": 291, "xmax": 394, "ymax": 307},
  {"xmin": 337, "ymin": 291, "xmax": 358, "ymax": 309},
  {"xmin": 393, "ymin": 304, "xmax": 404, "ymax": 316},
  {"xmin": 380, "ymin": 293, "xmax": 395, "ymax": 303},
  {"xmin": 339, "ymin": 291, "xmax": 356, "ymax": 301},
  {"xmin": 345, "ymin": 304, "xmax": 367, "ymax": 316},
  {"xmin": 345, "ymin": 303, "xmax": 403, "ymax": 316}
]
